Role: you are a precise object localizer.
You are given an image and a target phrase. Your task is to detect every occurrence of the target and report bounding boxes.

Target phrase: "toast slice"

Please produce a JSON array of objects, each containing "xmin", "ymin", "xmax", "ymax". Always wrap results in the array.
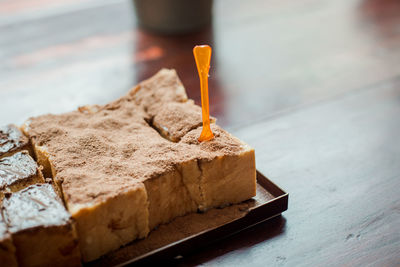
[
  {"xmin": 0, "ymin": 125, "xmax": 32, "ymax": 160},
  {"xmin": 2, "ymin": 183, "xmax": 81, "ymax": 267},
  {"xmin": 0, "ymin": 151, "xmax": 45, "ymax": 200}
]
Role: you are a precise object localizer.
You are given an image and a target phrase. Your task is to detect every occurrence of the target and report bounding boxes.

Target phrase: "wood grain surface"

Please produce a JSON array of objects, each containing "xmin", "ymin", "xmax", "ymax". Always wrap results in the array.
[{"xmin": 0, "ymin": 0, "xmax": 399, "ymax": 266}]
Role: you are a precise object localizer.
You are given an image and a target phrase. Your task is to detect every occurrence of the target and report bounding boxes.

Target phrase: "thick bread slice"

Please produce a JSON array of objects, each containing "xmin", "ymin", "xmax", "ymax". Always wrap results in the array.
[
  {"xmin": 2, "ymin": 183, "xmax": 81, "ymax": 267},
  {"xmin": 144, "ymin": 168, "xmax": 197, "ymax": 230},
  {"xmin": 22, "ymin": 68, "xmax": 256, "ymax": 262},
  {"xmin": 179, "ymin": 125, "xmax": 256, "ymax": 211},
  {"xmin": 0, "ymin": 151, "xmax": 45, "ymax": 200},
  {"xmin": 0, "ymin": 124, "xmax": 32, "ymax": 160},
  {"xmin": 22, "ymin": 112, "xmax": 152, "ymax": 262},
  {"xmin": 20, "ymin": 122, "xmax": 53, "ymax": 179},
  {"xmin": 68, "ymin": 182, "xmax": 149, "ymax": 262}
]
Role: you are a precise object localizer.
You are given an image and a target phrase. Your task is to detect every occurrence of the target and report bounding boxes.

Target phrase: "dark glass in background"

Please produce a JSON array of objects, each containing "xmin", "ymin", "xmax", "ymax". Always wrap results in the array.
[{"xmin": 133, "ymin": 0, "xmax": 213, "ymax": 34}]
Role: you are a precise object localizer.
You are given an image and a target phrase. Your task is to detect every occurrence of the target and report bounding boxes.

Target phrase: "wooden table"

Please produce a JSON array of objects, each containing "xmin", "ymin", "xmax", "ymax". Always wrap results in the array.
[{"xmin": 1, "ymin": 0, "xmax": 399, "ymax": 266}]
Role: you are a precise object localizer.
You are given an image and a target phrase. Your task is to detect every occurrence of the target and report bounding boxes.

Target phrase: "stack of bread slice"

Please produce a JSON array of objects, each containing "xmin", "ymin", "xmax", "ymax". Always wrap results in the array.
[{"xmin": 0, "ymin": 69, "xmax": 256, "ymax": 265}]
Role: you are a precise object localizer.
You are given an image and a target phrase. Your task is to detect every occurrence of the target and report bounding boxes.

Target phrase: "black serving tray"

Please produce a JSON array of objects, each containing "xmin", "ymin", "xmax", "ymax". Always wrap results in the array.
[{"xmin": 87, "ymin": 171, "xmax": 288, "ymax": 266}]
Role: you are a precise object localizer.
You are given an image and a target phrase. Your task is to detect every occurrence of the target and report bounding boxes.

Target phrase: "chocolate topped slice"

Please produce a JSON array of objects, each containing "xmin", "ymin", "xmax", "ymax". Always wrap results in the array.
[
  {"xmin": 0, "ymin": 151, "xmax": 44, "ymax": 199},
  {"xmin": 0, "ymin": 212, "xmax": 17, "ymax": 267},
  {"xmin": 0, "ymin": 124, "xmax": 31, "ymax": 159},
  {"xmin": 2, "ymin": 183, "xmax": 81, "ymax": 267},
  {"xmin": 3, "ymin": 183, "xmax": 70, "ymax": 231}
]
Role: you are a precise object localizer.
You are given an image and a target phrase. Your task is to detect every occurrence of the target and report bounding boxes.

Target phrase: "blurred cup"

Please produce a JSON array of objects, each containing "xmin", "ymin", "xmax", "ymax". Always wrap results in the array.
[{"xmin": 133, "ymin": 0, "xmax": 213, "ymax": 34}]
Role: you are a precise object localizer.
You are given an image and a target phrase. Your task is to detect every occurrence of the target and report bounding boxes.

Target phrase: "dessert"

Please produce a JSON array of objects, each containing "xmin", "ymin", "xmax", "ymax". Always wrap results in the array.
[
  {"xmin": 0, "ymin": 212, "xmax": 17, "ymax": 267},
  {"xmin": 0, "ymin": 124, "xmax": 31, "ymax": 159},
  {"xmin": 2, "ymin": 183, "xmax": 81, "ymax": 267},
  {"xmin": 22, "ymin": 69, "xmax": 256, "ymax": 262},
  {"xmin": 0, "ymin": 151, "xmax": 45, "ymax": 200}
]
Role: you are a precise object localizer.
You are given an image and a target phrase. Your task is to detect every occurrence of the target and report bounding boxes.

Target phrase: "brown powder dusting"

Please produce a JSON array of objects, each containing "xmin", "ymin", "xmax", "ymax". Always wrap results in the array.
[
  {"xmin": 25, "ymin": 69, "xmax": 246, "ymax": 206},
  {"xmin": 129, "ymin": 69, "xmax": 188, "ymax": 117},
  {"xmin": 180, "ymin": 124, "xmax": 248, "ymax": 156},
  {"xmin": 152, "ymin": 100, "xmax": 216, "ymax": 142}
]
